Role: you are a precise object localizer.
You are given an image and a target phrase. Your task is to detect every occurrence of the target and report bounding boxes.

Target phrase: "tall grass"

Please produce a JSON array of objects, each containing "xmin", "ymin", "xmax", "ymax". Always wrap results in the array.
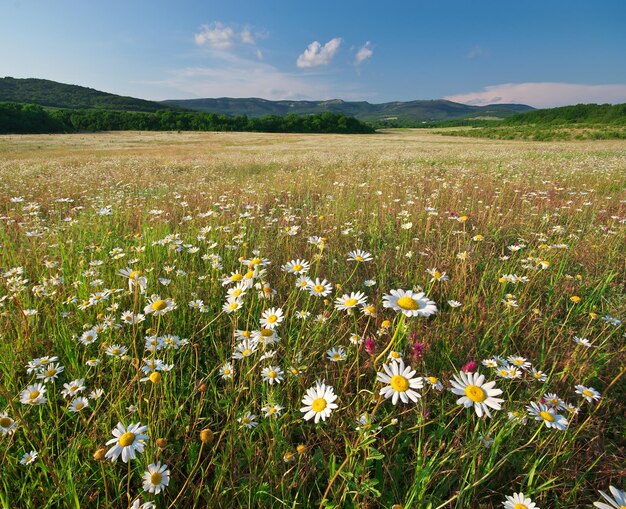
[{"xmin": 0, "ymin": 131, "xmax": 624, "ymax": 508}]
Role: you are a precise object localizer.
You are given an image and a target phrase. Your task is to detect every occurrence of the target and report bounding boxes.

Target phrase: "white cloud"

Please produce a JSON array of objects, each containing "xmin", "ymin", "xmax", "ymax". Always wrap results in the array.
[
  {"xmin": 355, "ymin": 42, "xmax": 373, "ymax": 66},
  {"xmin": 195, "ymin": 22, "xmax": 236, "ymax": 50},
  {"xmin": 467, "ymin": 45, "xmax": 490, "ymax": 59},
  {"xmin": 296, "ymin": 38, "xmax": 342, "ymax": 69},
  {"xmin": 445, "ymin": 82, "xmax": 626, "ymax": 108},
  {"xmin": 195, "ymin": 22, "xmax": 260, "ymax": 50}
]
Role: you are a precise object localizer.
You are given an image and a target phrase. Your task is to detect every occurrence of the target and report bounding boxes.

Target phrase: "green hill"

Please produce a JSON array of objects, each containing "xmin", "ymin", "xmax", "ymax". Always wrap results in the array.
[
  {"xmin": 503, "ymin": 103, "xmax": 626, "ymax": 125},
  {"xmin": 0, "ymin": 77, "xmax": 178, "ymax": 112},
  {"xmin": 161, "ymin": 98, "xmax": 533, "ymax": 122}
]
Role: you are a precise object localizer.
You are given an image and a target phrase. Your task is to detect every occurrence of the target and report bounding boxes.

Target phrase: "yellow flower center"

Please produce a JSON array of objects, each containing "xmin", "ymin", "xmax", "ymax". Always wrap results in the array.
[
  {"xmin": 45, "ymin": 368, "xmax": 56, "ymax": 377},
  {"xmin": 292, "ymin": 264, "xmax": 303, "ymax": 272},
  {"xmin": 242, "ymin": 417, "xmax": 251, "ymax": 424},
  {"xmin": 244, "ymin": 270, "xmax": 254, "ymax": 279},
  {"xmin": 118, "ymin": 432, "xmax": 136, "ymax": 447},
  {"xmin": 151, "ymin": 300, "xmax": 167, "ymax": 311},
  {"xmin": 465, "ymin": 385, "xmax": 487, "ymax": 403},
  {"xmin": 112, "ymin": 348, "xmax": 121, "ymax": 355},
  {"xmin": 355, "ymin": 256, "xmax": 364, "ymax": 261},
  {"xmin": 429, "ymin": 376, "xmax": 439, "ymax": 384},
  {"xmin": 75, "ymin": 402, "xmax": 85, "ymax": 410},
  {"xmin": 391, "ymin": 351, "xmax": 401, "ymax": 359},
  {"xmin": 434, "ymin": 271, "xmax": 442, "ymax": 279},
  {"xmin": 0, "ymin": 417, "xmax": 12, "ymax": 427},
  {"xmin": 231, "ymin": 273, "xmax": 243, "ymax": 281},
  {"xmin": 260, "ymin": 329, "xmax": 273, "ymax": 337},
  {"xmin": 311, "ymin": 398, "xmax": 327, "ymax": 412},
  {"xmin": 129, "ymin": 270, "xmax": 141, "ymax": 279},
  {"xmin": 268, "ymin": 370, "xmax": 277, "ymax": 378},
  {"xmin": 582, "ymin": 389, "xmax": 593, "ymax": 397},
  {"xmin": 396, "ymin": 296, "xmax": 418, "ymax": 310},
  {"xmin": 249, "ymin": 258, "xmax": 261, "ymax": 267},
  {"xmin": 241, "ymin": 349, "xmax": 252, "ymax": 357},
  {"xmin": 149, "ymin": 372, "xmax": 162, "ymax": 384},
  {"xmin": 314, "ymin": 285, "xmax": 325, "ymax": 293},
  {"xmin": 232, "ymin": 288, "xmax": 243, "ymax": 297},
  {"xmin": 268, "ymin": 407, "xmax": 277, "ymax": 414},
  {"xmin": 333, "ymin": 354, "xmax": 342, "ymax": 360},
  {"xmin": 390, "ymin": 375, "xmax": 409, "ymax": 392},
  {"xmin": 539, "ymin": 411, "xmax": 555, "ymax": 422},
  {"xmin": 514, "ymin": 504, "xmax": 528, "ymax": 509},
  {"xmin": 29, "ymin": 391, "xmax": 40, "ymax": 400},
  {"xmin": 150, "ymin": 472, "xmax": 162, "ymax": 485},
  {"xmin": 223, "ymin": 369, "xmax": 231, "ymax": 375},
  {"xmin": 228, "ymin": 302, "xmax": 239, "ymax": 310},
  {"xmin": 267, "ymin": 315, "xmax": 277, "ymax": 323},
  {"xmin": 344, "ymin": 298, "xmax": 358, "ymax": 307}
]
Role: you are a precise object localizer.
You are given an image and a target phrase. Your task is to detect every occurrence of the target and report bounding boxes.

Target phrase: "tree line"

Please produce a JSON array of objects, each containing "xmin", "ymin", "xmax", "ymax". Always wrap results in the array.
[{"xmin": 0, "ymin": 102, "xmax": 376, "ymax": 134}]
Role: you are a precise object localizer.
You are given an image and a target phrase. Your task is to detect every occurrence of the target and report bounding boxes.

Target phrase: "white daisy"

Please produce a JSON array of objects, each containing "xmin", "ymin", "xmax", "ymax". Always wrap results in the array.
[
  {"xmin": 502, "ymin": 492, "xmax": 538, "ymax": 509},
  {"xmin": 383, "ymin": 289, "xmax": 437, "ymax": 317},
  {"xmin": 449, "ymin": 371, "xmax": 504, "ymax": 418},
  {"xmin": 0, "ymin": 412, "xmax": 17, "ymax": 435},
  {"xmin": 327, "ymin": 347, "xmax": 347, "ymax": 362},
  {"xmin": 594, "ymin": 486, "xmax": 626, "ymax": 509},
  {"xmin": 20, "ymin": 450, "xmax": 38, "ymax": 465},
  {"xmin": 347, "ymin": 249, "xmax": 373, "ymax": 263},
  {"xmin": 281, "ymin": 259, "xmax": 310, "ymax": 274},
  {"xmin": 105, "ymin": 422, "xmax": 150, "ymax": 463},
  {"xmin": 308, "ymin": 278, "xmax": 333, "ymax": 297},
  {"xmin": 575, "ymin": 385, "xmax": 601, "ymax": 403},
  {"xmin": 526, "ymin": 402, "xmax": 569, "ymax": 430},
  {"xmin": 260, "ymin": 307, "xmax": 284, "ymax": 329},
  {"xmin": 334, "ymin": 291, "xmax": 367, "ymax": 311},
  {"xmin": 20, "ymin": 383, "xmax": 47, "ymax": 405},
  {"xmin": 377, "ymin": 359, "xmax": 423, "ymax": 404},
  {"xmin": 261, "ymin": 365, "xmax": 284, "ymax": 385},
  {"xmin": 143, "ymin": 295, "xmax": 176, "ymax": 316},
  {"xmin": 142, "ymin": 461, "xmax": 170, "ymax": 494},
  {"xmin": 300, "ymin": 382, "xmax": 338, "ymax": 423}
]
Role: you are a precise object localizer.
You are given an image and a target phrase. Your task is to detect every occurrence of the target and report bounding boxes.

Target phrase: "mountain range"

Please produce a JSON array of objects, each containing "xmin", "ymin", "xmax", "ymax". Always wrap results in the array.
[{"xmin": 0, "ymin": 77, "xmax": 533, "ymax": 122}]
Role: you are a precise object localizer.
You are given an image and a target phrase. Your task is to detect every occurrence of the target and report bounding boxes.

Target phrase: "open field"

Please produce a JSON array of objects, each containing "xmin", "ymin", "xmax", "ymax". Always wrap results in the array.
[{"xmin": 0, "ymin": 130, "xmax": 624, "ymax": 508}]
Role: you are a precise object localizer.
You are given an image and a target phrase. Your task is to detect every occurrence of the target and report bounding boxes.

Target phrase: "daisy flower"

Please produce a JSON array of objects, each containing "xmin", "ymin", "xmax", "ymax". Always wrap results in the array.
[
  {"xmin": 502, "ymin": 492, "xmax": 538, "ymax": 509},
  {"xmin": 448, "ymin": 300, "xmax": 462, "ymax": 308},
  {"xmin": 449, "ymin": 371, "xmax": 504, "ymax": 418},
  {"xmin": 251, "ymin": 328, "xmax": 280, "ymax": 346},
  {"xmin": 260, "ymin": 307, "xmax": 284, "ymax": 329},
  {"xmin": 594, "ymin": 486, "xmax": 626, "ymax": 509},
  {"xmin": 281, "ymin": 259, "xmax": 310, "ymax": 275},
  {"xmin": 61, "ymin": 379, "xmax": 86, "ymax": 398},
  {"xmin": 262, "ymin": 404, "xmax": 284, "ymax": 418},
  {"xmin": 69, "ymin": 397, "xmax": 89, "ymax": 412},
  {"xmin": 143, "ymin": 295, "xmax": 177, "ymax": 316},
  {"xmin": 296, "ymin": 275, "xmax": 313, "ymax": 291},
  {"xmin": 575, "ymin": 385, "xmax": 601, "ymax": 403},
  {"xmin": 118, "ymin": 267, "xmax": 147, "ymax": 294},
  {"xmin": 105, "ymin": 422, "xmax": 150, "ymax": 463},
  {"xmin": 327, "ymin": 347, "xmax": 346, "ymax": 362},
  {"xmin": 36, "ymin": 362, "xmax": 64, "ymax": 382},
  {"xmin": 308, "ymin": 278, "xmax": 333, "ymax": 297},
  {"xmin": 219, "ymin": 362, "xmax": 234, "ymax": 379},
  {"xmin": 526, "ymin": 402, "xmax": 569, "ymax": 430},
  {"xmin": 238, "ymin": 412, "xmax": 258, "ymax": 429},
  {"xmin": 223, "ymin": 298, "xmax": 243, "ymax": 314},
  {"xmin": 426, "ymin": 375, "xmax": 444, "ymax": 391},
  {"xmin": 377, "ymin": 359, "xmax": 424, "ymax": 404},
  {"xmin": 300, "ymin": 382, "xmax": 338, "ymax": 423},
  {"xmin": 347, "ymin": 249, "xmax": 373, "ymax": 263},
  {"xmin": 543, "ymin": 393, "xmax": 566, "ymax": 411},
  {"xmin": 261, "ymin": 366, "xmax": 284, "ymax": 385},
  {"xmin": 20, "ymin": 450, "xmax": 38, "ymax": 465},
  {"xmin": 334, "ymin": 291, "xmax": 367, "ymax": 311},
  {"xmin": 232, "ymin": 339, "xmax": 258, "ymax": 360},
  {"xmin": 105, "ymin": 345, "xmax": 128, "ymax": 358},
  {"xmin": 142, "ymin": 462, "xmax": 170, "ymax": 494},
  {"xmin": 573, "ymin": 336, "xmax": 594, "ymax": 347},
  {"xmin": 20, "ymin": 383, "xmax": 47, "ymax": 405},
  {"xmin": 0, "ymin": 412, "xmax": 17, "ymax": 435},
  {"xmin": 507, "ymin": 356, "xmax": 531, "ymax": 370},
  {"xmin": 530, "ymin": 369, "xmax": 547, "ymax": 382},
  {"xmin": 426, "ymin": 268, "xmax": 449, "ymax": 282},
  {"xmin": 383, "ymin": 289, "xmax": 437, "ymax": 317}
]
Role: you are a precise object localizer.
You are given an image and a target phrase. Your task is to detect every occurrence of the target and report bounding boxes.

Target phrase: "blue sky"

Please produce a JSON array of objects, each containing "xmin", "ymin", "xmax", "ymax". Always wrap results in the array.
[{"xmin": 2, "ymin": 0, "xmax": 626, "ymax": 106}]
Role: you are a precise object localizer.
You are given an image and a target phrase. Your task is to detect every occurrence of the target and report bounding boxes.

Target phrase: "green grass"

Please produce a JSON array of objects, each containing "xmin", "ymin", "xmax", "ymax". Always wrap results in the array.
[{"xmin": 0, "ymin": 131, "xmax": 624, "ymax": 508}]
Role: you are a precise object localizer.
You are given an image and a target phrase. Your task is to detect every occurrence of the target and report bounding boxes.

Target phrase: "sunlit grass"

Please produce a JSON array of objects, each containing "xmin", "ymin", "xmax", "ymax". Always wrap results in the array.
[{"xmin": 0, "ymin": 131, "xmax": 624, "ymax": 508}]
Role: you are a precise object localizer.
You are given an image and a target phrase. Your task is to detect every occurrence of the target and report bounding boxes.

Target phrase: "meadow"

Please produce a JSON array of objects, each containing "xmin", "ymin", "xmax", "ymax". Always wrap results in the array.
[{"xmin": 0, "ymin": 130, "xmax": 624, "ymax": 508}]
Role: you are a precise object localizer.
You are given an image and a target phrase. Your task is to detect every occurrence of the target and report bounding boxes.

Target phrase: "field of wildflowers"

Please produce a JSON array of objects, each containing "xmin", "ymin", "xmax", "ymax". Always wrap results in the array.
[{"xmin": 0, "ymin": 130, "xmax": 624, "ymax": 508}]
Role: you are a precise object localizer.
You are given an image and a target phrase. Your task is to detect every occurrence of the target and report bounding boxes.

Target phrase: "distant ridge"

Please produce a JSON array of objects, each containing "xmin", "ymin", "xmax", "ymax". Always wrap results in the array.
[
  {"xmin": 0, "ymin": 76, "xmax": 534, "ymax": 121},
  {"xmin": 0, "ymin": 77, "xmax": 180, "ymax": 112},
  {"xmin": 162, "ymin": 97, "xmax": 534, "ymax": 121}
]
